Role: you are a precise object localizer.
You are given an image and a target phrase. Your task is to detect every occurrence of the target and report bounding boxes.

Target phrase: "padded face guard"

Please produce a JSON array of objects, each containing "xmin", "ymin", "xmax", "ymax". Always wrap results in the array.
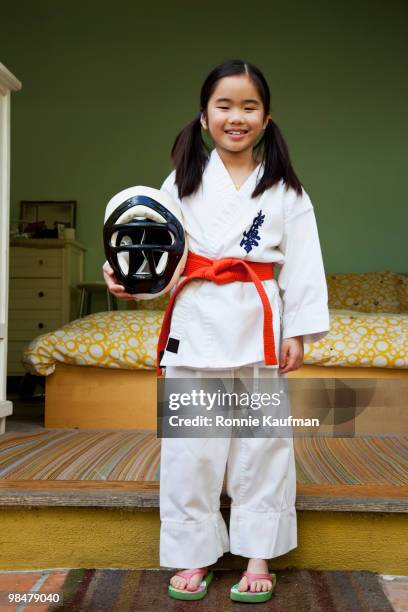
[{"xmin": 104, "ymin": 195, "xmax": 185, "ymax": 295}]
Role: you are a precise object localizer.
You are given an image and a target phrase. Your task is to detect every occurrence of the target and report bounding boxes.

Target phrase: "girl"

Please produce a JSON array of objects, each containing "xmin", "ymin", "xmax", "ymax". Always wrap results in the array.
[{"xmin": 104, "ymin": 59, "xmax": 329, "ymax": 603}]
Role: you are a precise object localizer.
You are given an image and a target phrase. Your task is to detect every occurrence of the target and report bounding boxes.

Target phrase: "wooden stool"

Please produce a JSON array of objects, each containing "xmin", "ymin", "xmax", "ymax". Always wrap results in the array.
[{"xmin": 77, "ymin": 282, "xmax": 117, "ymax": 317}]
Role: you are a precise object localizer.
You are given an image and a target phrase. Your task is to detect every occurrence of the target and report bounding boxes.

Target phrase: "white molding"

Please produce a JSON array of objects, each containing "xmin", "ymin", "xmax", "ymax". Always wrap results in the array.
[
  {"xmin": 0, "ymin": 62, "xmax": 20, "ymax": 432},
  {"xmin": 0, "ymin": 400, "xmax": 12, "ymax": 416},
  {"xmin": 0, "ymin": 399, "xmax": 13, "ymax": 433},
  {"xmin": 0, "ymin": 63, "xmax": 22, "ymax": 96}
]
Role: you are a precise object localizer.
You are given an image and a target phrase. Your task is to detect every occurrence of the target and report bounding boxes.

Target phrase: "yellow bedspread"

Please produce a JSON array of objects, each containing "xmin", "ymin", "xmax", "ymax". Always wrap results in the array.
[
  {"xmin": 23, "ymin": 311, "xmax": 162, "ymax": 376},
  {"xmin": 22, "ymin": 309, "xmax": 408, "ymax": 376},
  {"xmin": 304, "ymin": 309, "xmax": 407, "ymax": 368}
]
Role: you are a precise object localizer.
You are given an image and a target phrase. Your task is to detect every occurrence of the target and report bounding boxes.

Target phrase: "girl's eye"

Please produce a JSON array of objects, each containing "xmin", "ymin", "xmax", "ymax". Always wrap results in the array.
[{"xmin": 217, "ymin": 107, "xmax": 256, "ymax": 111}]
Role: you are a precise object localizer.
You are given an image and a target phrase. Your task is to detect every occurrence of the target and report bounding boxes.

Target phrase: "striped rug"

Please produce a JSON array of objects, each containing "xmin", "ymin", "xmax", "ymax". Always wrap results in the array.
[
  {"xmin": 0, "ymin": 429, "xmax": 406, "ymax": 485},
  {"xmin": 0, "ymin": 569, "xmax": 394, "ymax": 611}
]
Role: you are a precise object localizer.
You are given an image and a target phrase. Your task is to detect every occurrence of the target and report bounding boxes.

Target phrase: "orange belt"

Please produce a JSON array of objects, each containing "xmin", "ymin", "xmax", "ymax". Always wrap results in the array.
[{"xmin": 156, "ymin": 250, "xmax": 277, "ymax": 375}]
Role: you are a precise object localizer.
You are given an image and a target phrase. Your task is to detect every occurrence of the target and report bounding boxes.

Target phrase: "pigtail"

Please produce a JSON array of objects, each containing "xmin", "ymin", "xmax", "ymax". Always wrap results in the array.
[
  {"xmin": 253, "ymin": 120, "xmax": 303, "ymax": 198},
  {"xmin": 171, "ymin": 116, "xmax": 210, "ymax": 199}
]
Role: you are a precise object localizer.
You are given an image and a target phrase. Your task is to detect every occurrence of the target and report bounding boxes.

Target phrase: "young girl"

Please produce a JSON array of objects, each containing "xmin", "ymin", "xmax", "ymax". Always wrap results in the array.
[{"xmin": 104, "ymin": 59, "xmax": 329, "ymax": 603}]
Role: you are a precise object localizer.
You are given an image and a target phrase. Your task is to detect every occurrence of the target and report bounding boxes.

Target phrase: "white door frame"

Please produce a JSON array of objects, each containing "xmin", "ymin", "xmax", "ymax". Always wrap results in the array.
[{"xmin": 0, "ymin": 62, "xmax": 22, "ymax": 433}]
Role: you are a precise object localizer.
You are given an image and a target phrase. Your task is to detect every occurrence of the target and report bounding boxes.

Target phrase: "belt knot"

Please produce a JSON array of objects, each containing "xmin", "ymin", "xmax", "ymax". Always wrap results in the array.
[
  {"xmin": 205, "ymin": 258, "xmax": 235, "ymax": 279},
  {"xmin": 156, "ymin": 250, "xmax": 278, "ymax": 375}
]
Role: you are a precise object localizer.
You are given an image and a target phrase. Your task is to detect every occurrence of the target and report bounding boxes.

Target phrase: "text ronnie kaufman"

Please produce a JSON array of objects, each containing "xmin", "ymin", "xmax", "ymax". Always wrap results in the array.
[{"xmin": 168, "ymin": 415, "xmax": 320, "ymax": 427}]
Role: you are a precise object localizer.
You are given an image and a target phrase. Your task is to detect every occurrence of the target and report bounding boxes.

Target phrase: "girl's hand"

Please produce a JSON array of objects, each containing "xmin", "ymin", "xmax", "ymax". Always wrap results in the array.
[
  {"xmin": 279, "ymin": 336, "xmax": 304, "ymax": 374},
  {"xmin": 102, "ymin": 261, "xmax": 138, "ymax": 301}
]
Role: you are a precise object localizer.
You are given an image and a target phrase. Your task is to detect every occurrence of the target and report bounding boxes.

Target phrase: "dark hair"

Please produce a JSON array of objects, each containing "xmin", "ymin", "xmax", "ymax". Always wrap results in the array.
[{"xmin": 171, "ymin": 59, "xmax": 304, "ymax": 199}]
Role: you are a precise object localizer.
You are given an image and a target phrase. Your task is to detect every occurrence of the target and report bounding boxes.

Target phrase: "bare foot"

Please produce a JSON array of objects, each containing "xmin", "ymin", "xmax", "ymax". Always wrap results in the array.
[
  {"xmin": 170, "ymin": 568, "xmax": 207, "ymax": 592},
  {"xmin": 238, "ymin": 558, "xmax": 273, "ymax": 593}
]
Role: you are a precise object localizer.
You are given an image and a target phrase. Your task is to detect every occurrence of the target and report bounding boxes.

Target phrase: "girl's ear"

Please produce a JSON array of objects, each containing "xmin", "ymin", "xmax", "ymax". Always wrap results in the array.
[{"xmin": 200, "ymin": 113, "xmax": 208, "ymax": 130}]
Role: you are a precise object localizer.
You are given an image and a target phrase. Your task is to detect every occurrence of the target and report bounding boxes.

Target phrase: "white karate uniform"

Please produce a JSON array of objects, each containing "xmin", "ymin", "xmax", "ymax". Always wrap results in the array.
[
  {"xmin": 158, "ymin": 148, "xmax": 330, "ymax": 568},
  {"xmin": 159, "ymin": 148, "xmax": 329, "ymax": 370}
]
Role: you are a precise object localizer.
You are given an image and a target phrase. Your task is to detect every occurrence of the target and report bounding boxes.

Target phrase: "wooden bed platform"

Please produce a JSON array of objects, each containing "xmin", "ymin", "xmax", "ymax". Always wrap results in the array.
[{"xmin": 45, "ymin": 363, "xmax": 408, "ymax": 430}]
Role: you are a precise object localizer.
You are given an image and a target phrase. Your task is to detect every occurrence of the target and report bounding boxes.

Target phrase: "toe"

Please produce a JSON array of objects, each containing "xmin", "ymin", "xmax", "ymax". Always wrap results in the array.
[
  {"xmin": 238, "ymin": 576, "xmax": 248, "ymax": 592},
  {"xmin": 186, "ymin": 574, "xmax": 202, "ymax": 591},
  {"xmin": 170, "ymin": 576, "xmax": 186, "ymax": 590}
]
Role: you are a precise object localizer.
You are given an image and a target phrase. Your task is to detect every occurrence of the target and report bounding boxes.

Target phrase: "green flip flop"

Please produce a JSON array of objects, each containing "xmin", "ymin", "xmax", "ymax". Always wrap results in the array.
[
  {"xmin": 168, "ymin": 568, "xmax": 214, "ymax": 600},
  {"xmin": 230, "ymin": 570, "xmax": 276, "ymax": 603}
]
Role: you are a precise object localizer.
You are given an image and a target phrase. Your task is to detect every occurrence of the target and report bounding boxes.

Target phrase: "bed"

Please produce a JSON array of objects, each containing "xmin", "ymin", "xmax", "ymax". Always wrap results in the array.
[{"xmin": 21, "ymin": 271, "xmax": 408, "ymax": 430}]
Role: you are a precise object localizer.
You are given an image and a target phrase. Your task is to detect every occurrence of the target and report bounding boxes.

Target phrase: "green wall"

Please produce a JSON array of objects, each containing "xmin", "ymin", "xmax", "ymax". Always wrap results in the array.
[{"xmin": 1, "ymin": 0, "xmax": 407, "ymax": 280}]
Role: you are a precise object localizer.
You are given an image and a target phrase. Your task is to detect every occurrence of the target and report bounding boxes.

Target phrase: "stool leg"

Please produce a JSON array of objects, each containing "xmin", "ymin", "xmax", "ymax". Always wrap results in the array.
[
  {"xmin": 106, "ymin": 289, "xmax": 112, "ymax": 311},
  {"xmin": 107, "ymin": 289, "xmax": 117, "ymax": 311},
  {"xmin": 79, "ymin": 288, "xmax": 86, "ymax": 318},
  {"xmin": 87, "ymin": 291, "xmax": 92, "ymax": 315}
]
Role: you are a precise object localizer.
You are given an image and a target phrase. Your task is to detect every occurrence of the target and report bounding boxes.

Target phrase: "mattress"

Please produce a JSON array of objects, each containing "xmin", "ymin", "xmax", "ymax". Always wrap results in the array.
[{"xmin": 22, "ymin": 309, "xmax": 408, "ymax": 376}]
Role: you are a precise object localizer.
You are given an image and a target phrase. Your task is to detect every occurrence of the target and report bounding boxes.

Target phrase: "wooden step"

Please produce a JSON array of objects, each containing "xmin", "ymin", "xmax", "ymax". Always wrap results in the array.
[
  {"xmin": 0, "ymin": 498, "xmax": 406, "ymax": 574},
  {"xmin": 0, "ymin": 480, "xmax": 406, "ymax": 513}
]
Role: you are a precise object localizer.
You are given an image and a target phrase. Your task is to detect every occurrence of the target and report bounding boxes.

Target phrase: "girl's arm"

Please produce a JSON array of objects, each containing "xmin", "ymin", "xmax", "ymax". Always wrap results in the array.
[{"xmin": 277, "ymin": 188, "xmax": 330, "ymax": 347}]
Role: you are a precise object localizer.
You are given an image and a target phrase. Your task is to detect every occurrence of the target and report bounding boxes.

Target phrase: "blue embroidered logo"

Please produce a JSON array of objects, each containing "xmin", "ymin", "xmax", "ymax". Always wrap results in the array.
[{"xmin": 240, "ymin": 210, "xmax": 265, "ymax": 253}]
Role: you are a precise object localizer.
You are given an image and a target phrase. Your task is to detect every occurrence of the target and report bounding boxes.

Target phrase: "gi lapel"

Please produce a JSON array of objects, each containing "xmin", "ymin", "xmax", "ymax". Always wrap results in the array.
[
  {"xmin": 204, "ymin": 149, "xmax": 264, "ymax": 257},
  {"xmin": 211, "ymin": 148, "xmax": 262, "ymax": 197}
]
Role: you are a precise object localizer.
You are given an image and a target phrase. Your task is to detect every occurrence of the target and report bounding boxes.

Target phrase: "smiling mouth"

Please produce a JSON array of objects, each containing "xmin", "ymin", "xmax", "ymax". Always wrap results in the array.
[{"xmin": 225, "ymin": 130, "xmax": 248, "ymax": 134}]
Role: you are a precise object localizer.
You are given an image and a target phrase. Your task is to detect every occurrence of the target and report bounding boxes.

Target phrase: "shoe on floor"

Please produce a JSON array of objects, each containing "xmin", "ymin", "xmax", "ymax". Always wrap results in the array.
[
  {"xmin": 230, "ymin": 570, "xmax": 276, "ymax": 603},
  {"xmin": 168, "ymin": 568, "xmax": 214, "ymax": 600}
]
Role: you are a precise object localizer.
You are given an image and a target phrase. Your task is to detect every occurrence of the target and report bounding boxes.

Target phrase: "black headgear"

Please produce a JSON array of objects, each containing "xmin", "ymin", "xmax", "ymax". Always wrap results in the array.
[{"xmin": 103, "ymin": 186, "xmax": 187, "ymax": 297}]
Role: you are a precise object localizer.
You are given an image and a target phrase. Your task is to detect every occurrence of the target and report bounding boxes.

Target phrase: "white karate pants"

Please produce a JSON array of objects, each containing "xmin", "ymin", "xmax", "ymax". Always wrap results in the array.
[{"xmin": 159, "ymin": 365, "xmax": 297, "ymax": 569}]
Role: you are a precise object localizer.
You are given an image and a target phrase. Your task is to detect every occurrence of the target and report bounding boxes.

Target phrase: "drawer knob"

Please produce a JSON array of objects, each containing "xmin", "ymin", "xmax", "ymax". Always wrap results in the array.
[
  {"xmin": 38, "ymin": 323, "xmax": 44, "ymax": 329},
  {"xmin": 38, "ymin": 259, "xmax": 44, "ymax": 265},
  {"xmin": 38, "ymin": 291, "xmax": 44, "ymax": 297}
]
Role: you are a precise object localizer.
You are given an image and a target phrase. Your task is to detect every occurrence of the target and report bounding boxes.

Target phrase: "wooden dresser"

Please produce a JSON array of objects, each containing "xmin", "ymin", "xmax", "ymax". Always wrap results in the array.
[{"xmin": 8, "ymin": 239, "xmax": 86, "ymax": 375}]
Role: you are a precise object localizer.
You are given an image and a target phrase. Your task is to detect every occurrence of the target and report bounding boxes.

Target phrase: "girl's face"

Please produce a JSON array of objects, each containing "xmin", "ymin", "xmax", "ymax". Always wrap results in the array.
[{"xmin": 201, "ymin": 75, "xmax": 268, "ymax": 157}]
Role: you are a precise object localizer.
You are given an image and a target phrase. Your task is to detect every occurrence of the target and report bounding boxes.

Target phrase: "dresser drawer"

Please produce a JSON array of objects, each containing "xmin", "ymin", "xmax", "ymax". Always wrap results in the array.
[
  {"xmin": 9, "ymin": 279, "xmax": 62, "ymax": 310},
  {"xmin": 11, "ymin": 248, "xmax": 62, "ymax": 277},
  {"xmin": 9, "ymin": 310, "xmax": 62, "ymax": 341}
]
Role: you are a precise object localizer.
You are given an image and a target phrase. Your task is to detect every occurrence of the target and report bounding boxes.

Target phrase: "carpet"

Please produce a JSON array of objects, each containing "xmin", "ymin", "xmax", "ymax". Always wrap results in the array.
[
  {"xmin": 0, "ymin": 569, "xmax": 394, "ymax": 611},
  {"xmin": 0, "ymin": 430, "xmax": 407, "ymax": 485}
]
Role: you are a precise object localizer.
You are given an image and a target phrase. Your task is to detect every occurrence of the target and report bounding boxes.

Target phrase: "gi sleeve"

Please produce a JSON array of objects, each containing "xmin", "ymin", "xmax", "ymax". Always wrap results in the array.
[
  {"xmin": 277, "ymin": 188, "xmax": 330, "ymax": 344},
  {"xmin": 160, "ymin": 170, "xmax": 178, "ymax": 199}
]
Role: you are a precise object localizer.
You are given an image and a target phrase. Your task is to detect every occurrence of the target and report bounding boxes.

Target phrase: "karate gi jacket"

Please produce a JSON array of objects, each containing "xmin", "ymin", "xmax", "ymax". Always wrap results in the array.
[{"xmin": 159, "ymin": 148, "xmax": 330, "ymax": 369}]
